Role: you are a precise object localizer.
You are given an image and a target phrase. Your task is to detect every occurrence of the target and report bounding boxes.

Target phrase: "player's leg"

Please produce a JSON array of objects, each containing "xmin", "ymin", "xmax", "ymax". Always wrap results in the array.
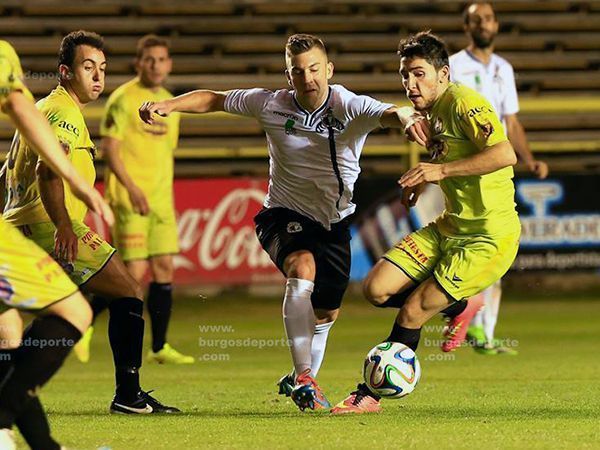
[
  {"xmin": 146, "ymin": 254, "xmax": 193, "ymax": 364},
  {"xmin": 0, "ymin": 222, "xmax": 89, "ymax": 448}
]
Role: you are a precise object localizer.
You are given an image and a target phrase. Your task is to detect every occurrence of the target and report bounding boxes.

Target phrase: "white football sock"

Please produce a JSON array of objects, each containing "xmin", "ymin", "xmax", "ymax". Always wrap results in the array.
[
  {"xmin": 472, "ymin": 309, "xmax": 484, "ymax": 328},
  {"xmin": 482, "ymin": 284, "xmax": 502, "ymax": 343},
  {"xmin": 310, "ymin": 320, "xmax": 335, "ymax": 377},
  {"xmin": 282, "ymin": 278, "xmax": 315, "ymax": 378}
]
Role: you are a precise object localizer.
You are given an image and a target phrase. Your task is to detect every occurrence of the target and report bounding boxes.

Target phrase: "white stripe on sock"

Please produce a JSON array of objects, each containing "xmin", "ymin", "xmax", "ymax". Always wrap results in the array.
[{"xmin": 310, "ymin": 320, "xmax": 335, "ymax": 377}]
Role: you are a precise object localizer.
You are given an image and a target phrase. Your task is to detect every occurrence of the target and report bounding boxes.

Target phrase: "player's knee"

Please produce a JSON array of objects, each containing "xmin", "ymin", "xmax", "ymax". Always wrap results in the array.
[
  {"xmin": 284, "ymin": 251, "xmax": 316, "ymax": 281},
  {"xmin": 315, "ymin": 308, "xmax": 338, "ymax": 323},
  {"xmin": 362, "ymin": 278, "xmax": 389, "ymax": 306},
  {"xmin": 150, "ymin": 256, "xmax": 174, "ymax": 282},
  {"xmin": 47, "ymin": 291, "xmax": 92, "ymax": 334}
]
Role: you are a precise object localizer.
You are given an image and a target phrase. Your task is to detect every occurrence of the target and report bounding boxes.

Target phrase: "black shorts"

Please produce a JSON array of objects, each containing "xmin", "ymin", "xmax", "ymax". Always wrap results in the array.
[{"xmin": 254, "ymin": 207, "xmax": 351, "ymax": 311}]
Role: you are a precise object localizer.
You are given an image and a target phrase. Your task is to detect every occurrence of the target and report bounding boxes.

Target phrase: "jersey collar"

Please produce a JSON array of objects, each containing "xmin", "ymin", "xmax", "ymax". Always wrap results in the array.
[{"xmin": 292, "ymin": 87, "xmax": 332, "ymax": 126}]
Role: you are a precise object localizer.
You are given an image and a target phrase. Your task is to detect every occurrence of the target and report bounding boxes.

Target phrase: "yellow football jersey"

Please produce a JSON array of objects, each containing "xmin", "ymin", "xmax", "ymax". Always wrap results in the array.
[
  {"xmin": 427, "ymin": 82, "xmax": 520, "ymax": 237},
  {"xmin": 100, "ymin": 77, "xmax": 179, "ymax": 210},
  {"xmin": 3, "ymin": 85, "xmax": 96, "ymax": 225}
]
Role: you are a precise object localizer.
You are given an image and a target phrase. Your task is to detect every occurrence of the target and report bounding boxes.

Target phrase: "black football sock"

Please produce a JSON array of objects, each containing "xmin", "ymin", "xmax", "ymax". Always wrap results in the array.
[
  {"xmin": 147, "ymin": 282, "xmax": 173, "ymax": 353},
  {"xmin": 0, "ymin": 315, "xmax": 80, "ymax": 429},
  {"xmin": 441, "ymin": 300, "xmax": 467, "ymax": 319},
  {"xmin": 0, "ymin": 348, "xmax": 59, "ymax": 449},
  {"xmin": 108, "ymin": 297, "xmax": 144, "ymax": 402},
  {"xmin": 386, "ymin": 321, "xmax": 422, "ymax": 351},
  {"xmin": 374, "ymin": 285, "xmax": 418, "ymax": 308},
  {"xmin": 15, "ymin": 397, "xmax": 60, "ymax": 450},
  {"xmin": 90, "ymin": 295, "xmax": 110, "ymax": 323}
]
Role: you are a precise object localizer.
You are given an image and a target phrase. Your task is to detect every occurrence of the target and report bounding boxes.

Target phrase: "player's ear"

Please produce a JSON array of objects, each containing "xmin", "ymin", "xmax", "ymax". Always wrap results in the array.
[
  {"xmin": 58, "ymin": 64, "xmax": 72, "ymax": 81},
  {"xmin": 326, "ymin": 61, "xmax": 334, "ymax": 80},
  {"xmin": 439, "ymin": 65, "xmax": 450, "ymax": 83}
]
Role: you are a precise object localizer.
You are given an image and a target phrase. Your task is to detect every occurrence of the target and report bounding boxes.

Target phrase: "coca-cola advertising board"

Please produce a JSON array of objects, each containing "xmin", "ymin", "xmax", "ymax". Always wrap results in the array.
[{"xmin": 88, "ymin": 178, "xmax": 283, "ymax": 285}]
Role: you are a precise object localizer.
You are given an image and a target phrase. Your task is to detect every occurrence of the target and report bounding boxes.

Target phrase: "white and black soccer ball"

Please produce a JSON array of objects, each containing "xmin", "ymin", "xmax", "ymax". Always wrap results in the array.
[{"xmin": 363, "ymin": 342, "xmax": 421, "ymax": 399}]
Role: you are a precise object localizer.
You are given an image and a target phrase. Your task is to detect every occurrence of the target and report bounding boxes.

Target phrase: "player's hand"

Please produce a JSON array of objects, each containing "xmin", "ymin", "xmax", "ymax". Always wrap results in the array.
[
  {"xmin": 399, "ymin": 162, "xmax": 445, "ymax": 188},
  {"xmin": 128, "ymin": 184, "xmax": 150, "ymax": 216},
  {"xmin": 529, "ymin": 160, "xmax": 549, "ymax": 179},
  {"xmin": 68, "ymin": 177, "xmax": 115, "ymax": 227},
  {"xmin": 405, "ymin": 117, "xmax": 430, "ymax": 148},
  {"xmin": 401, "ymin": 182, "xmax": 426, "ymax": 208},
  {"xmin": 139, "ymin": 101, "xmax": 172, "ymax": 125},
  {"xmin": 54, "ymin": 223, "xmax": 78, "ymax": 263}
]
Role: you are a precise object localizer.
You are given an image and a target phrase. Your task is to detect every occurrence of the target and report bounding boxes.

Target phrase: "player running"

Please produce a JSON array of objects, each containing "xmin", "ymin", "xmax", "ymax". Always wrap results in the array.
[
  {"xmin": 74, "ymin": 34, "xmax": 192, "ymax": 365},
  {"xmin": 0, "ymin": 39, "xmax": 113, "ymax": 450},
  {"xmin": 442, "ymin": 2, "xmax": 550, "ymax": 355},
  {"xmin": 3, "ymin": 31, "xmax": 179, "ymax": 415},
  {"xmin": 331, "ymin": 31, "xmax": 520, "ymax": 414},
  {"xmin": 140, "ymin": 33, "xmax": 428, "ymax": 412}
]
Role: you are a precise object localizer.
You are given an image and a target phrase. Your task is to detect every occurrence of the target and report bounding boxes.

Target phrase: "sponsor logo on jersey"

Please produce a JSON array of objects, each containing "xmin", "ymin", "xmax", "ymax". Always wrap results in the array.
[
  {"xmin": 58, "ymin": 120, "xmax": 80, "ymax": 137},
  {"xmin": 467, "ymin": 105, "xmax": 494, "ymax": 117},
  {"xmin": 273, "ymin": 110, "xmax": 300, "ymax": 121}
]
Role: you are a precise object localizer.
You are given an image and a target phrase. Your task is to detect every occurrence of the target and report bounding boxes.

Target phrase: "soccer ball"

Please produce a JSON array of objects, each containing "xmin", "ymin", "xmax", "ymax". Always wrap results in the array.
[{"xmin": 363, "ymin": 342, "xmax": 421, "ymax": 399}]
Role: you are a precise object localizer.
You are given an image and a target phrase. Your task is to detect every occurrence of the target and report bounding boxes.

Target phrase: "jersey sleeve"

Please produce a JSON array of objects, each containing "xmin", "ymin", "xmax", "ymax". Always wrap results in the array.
[
  {"xmin": 501, "ymin": 63, "xmax": 520, "ymax": 116},
  {"xmin": 456, "ymin": 93, "xmax": 508, "ymax": 150},
  {"xmin": 345, "ymin": 91, "xmax": 394, "ymax": 132},
  {"xmin": 100, "ymin": 92, "xmax": 130, "ymax": 140},
  {"xmin": 223, "ymin": 88, "xmax": 271, "ymax": 118},
  {"xmin": 0, "ymin": 41, "xmax": 30, "ymax": 108}
]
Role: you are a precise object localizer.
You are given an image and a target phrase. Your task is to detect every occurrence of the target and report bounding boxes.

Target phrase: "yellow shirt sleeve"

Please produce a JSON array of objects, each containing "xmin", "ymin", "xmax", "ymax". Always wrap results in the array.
[
  {"xmin": 456, "ymin": 94, "xmax": 507, "ymax": 151},
  {"xmin": 0, "ymin": 41, "xmax": 30, "ymax": 108},
  {"xmin": 100, "ymin": 92, "xmax": 129, "ymax": 140},
  {"xmin": 44, "ymin": 106, "xmax": 83, "ymax": 160}
]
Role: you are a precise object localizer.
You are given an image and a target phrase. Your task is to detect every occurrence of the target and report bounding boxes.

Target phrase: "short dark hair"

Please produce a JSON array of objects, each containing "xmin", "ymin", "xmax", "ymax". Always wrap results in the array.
[
  {"xmin": 397, "ymin": 31, "xmax": 449, "ymax": 71},
  {"xmin": 463, "ymin": 2, "xmax": 497, "ymax": 25},
  {"xmin": 136, "ymin": 34, "xmax": 170, "ymax": 59},
  {"xmin": 285, "ymin": 33, "xmax": 327, "ymax": 59},
  {"xmin": 58, "ymin": 30, "xmax": 104, "ymax": 68}
]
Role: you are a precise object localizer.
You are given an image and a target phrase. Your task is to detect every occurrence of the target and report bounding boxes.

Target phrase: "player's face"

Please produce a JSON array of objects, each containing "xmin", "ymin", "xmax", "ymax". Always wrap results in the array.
[
  {"xmin": 465, "ymin": 3, "xmax": 499, "ymax": 49},
  {"xmin": 399, "ymin": 57, "xmax": 449, "ymax": 111},
  {"xmin": 136, "ymin": 45, "xmax": 172, "ymax": 88},
  {"xmin": 62, "ymin": 45, "xmax": 106, "ymax": 104},
  {"xmin": 285, "ymin": 47, "xmax": 333, "ymax": 112}
]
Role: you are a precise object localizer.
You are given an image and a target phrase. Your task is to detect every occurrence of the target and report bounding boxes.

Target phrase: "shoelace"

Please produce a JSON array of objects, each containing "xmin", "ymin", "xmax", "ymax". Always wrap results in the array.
[{"xmin": 351, "ymin": 385, "xmax": 378, "ymax": 406}]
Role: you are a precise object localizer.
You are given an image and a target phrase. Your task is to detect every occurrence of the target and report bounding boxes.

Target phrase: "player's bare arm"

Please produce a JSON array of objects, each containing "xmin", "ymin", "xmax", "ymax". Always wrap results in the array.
[
  {"xmin": 100, "ymin": 136, "xmax": 150, "ymax": 215},
  {"xmin": 2, "ymin": 90, "xmax": 114, "ymax": 226},
  {"xmin": 504, "ymin": 114, "xmax": 548, "ymax": 179},
  {"xmin": 380, "ymin": 106, "xmax": 430, "ymax": 147},
  {"xmin": 400, "ymin": 140, "xmax": 516, "ymax": 187},
  {"xmin": 37, "ymin": 160, "xmax": 78, "ymax": 263},
  {"xmin": 139, "ymin": 90, "xmax": 227, "ymax": 124}
]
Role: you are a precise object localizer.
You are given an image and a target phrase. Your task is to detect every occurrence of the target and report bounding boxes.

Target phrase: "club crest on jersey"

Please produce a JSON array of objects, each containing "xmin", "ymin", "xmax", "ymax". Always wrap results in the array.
[
  {"xmin": 477, "ymin": 121, "xmax": 494, "ymax": 139},
  {"xmin": 428, "ymin": 117, "xmax": 448, "ymax": 160},
  {"xmin": 287, "ymin": 222, "xmax": 303, "ymax": 234},
  {"xmin": 316, "ymin": 108, "xmax": 345, "ymax": 133}
]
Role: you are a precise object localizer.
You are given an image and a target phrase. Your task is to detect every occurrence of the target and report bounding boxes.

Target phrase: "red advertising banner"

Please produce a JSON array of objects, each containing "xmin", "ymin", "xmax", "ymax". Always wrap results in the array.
[{"xmin": 87, "ymin": 178, "xmax": 283, "ymax": 285}]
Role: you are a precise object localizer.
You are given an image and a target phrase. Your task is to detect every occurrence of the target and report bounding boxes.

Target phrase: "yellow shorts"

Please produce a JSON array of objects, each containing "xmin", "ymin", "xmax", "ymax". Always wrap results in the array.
[
  {"xmin": 383, "ymin": 223, "xmax": 520, "ymax": 301},
  {"xmin": 0, "ymin": 220, "xmax": 78, "ymax": 313},
  {"xmin": 111, "ymin": 203, "xmax": 179, "ymax": 262},
  {"xmin": 21, "ymin": 220, "xmax": 116, "ymax": 286}
]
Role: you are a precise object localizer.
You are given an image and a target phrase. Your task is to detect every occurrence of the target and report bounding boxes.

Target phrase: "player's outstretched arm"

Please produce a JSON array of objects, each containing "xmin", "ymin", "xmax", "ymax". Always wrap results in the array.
[
  {"xmin": 139, "ymin": 90, "xmax": 227, "ymax": 124},
  {"xmin": 399, "ymin": 141, "xmax": 517, "ymax": 187},
  {"xmin": 1, "ymin": 90, "xmax": 114, "ymax": 226},
  {"xmin": 380, "ymin": 106, "xmax": 430, "ymax": 147},
  {"xmin": 504, "ymin": 114, "xmax": 549, "ymax": 179},
  {"xmin": 101, "ymin": 137, "xmax": 149, "ymax": 215}
]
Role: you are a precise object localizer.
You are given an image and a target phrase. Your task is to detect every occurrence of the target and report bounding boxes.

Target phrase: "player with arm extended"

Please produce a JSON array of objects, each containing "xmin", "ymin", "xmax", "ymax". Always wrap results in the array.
[
  {"xmin": 77, "ymin": 34, "xmax": 192, "ymax": 366},
  {"xmin": 0, "ymin": 39, "xmax": 113, "ymax": 450},
  {"xmin": 3, "ymin": 31, "xmax": 179, "ymax": 416},
  {"xmin": 331, "ymin": 31, "xmax": 520, "ymax": 414},
  {"xmin": 442, "ymin": 2, "xmax": 548, "ymax": 354},
  {"xmin": 140, "ymin": 33, "xmax": 428, "ymax": 412}
]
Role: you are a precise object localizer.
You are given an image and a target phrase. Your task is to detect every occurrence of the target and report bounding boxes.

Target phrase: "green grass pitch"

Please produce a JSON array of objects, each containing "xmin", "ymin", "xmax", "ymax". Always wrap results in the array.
[{"xmin": 18, "ymin": 291, "xmax": 600, "ymax": 449}]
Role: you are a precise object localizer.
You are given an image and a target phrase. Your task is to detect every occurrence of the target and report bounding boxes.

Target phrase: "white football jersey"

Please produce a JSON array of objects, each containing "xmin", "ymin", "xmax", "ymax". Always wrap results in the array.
[
  {"xmin": 449, "ymin": 49, "xmax": 519, "ymax": 126},
  {"xmin": 224, "ymin": 84, "xmax": 393, "ymax": 229}
]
